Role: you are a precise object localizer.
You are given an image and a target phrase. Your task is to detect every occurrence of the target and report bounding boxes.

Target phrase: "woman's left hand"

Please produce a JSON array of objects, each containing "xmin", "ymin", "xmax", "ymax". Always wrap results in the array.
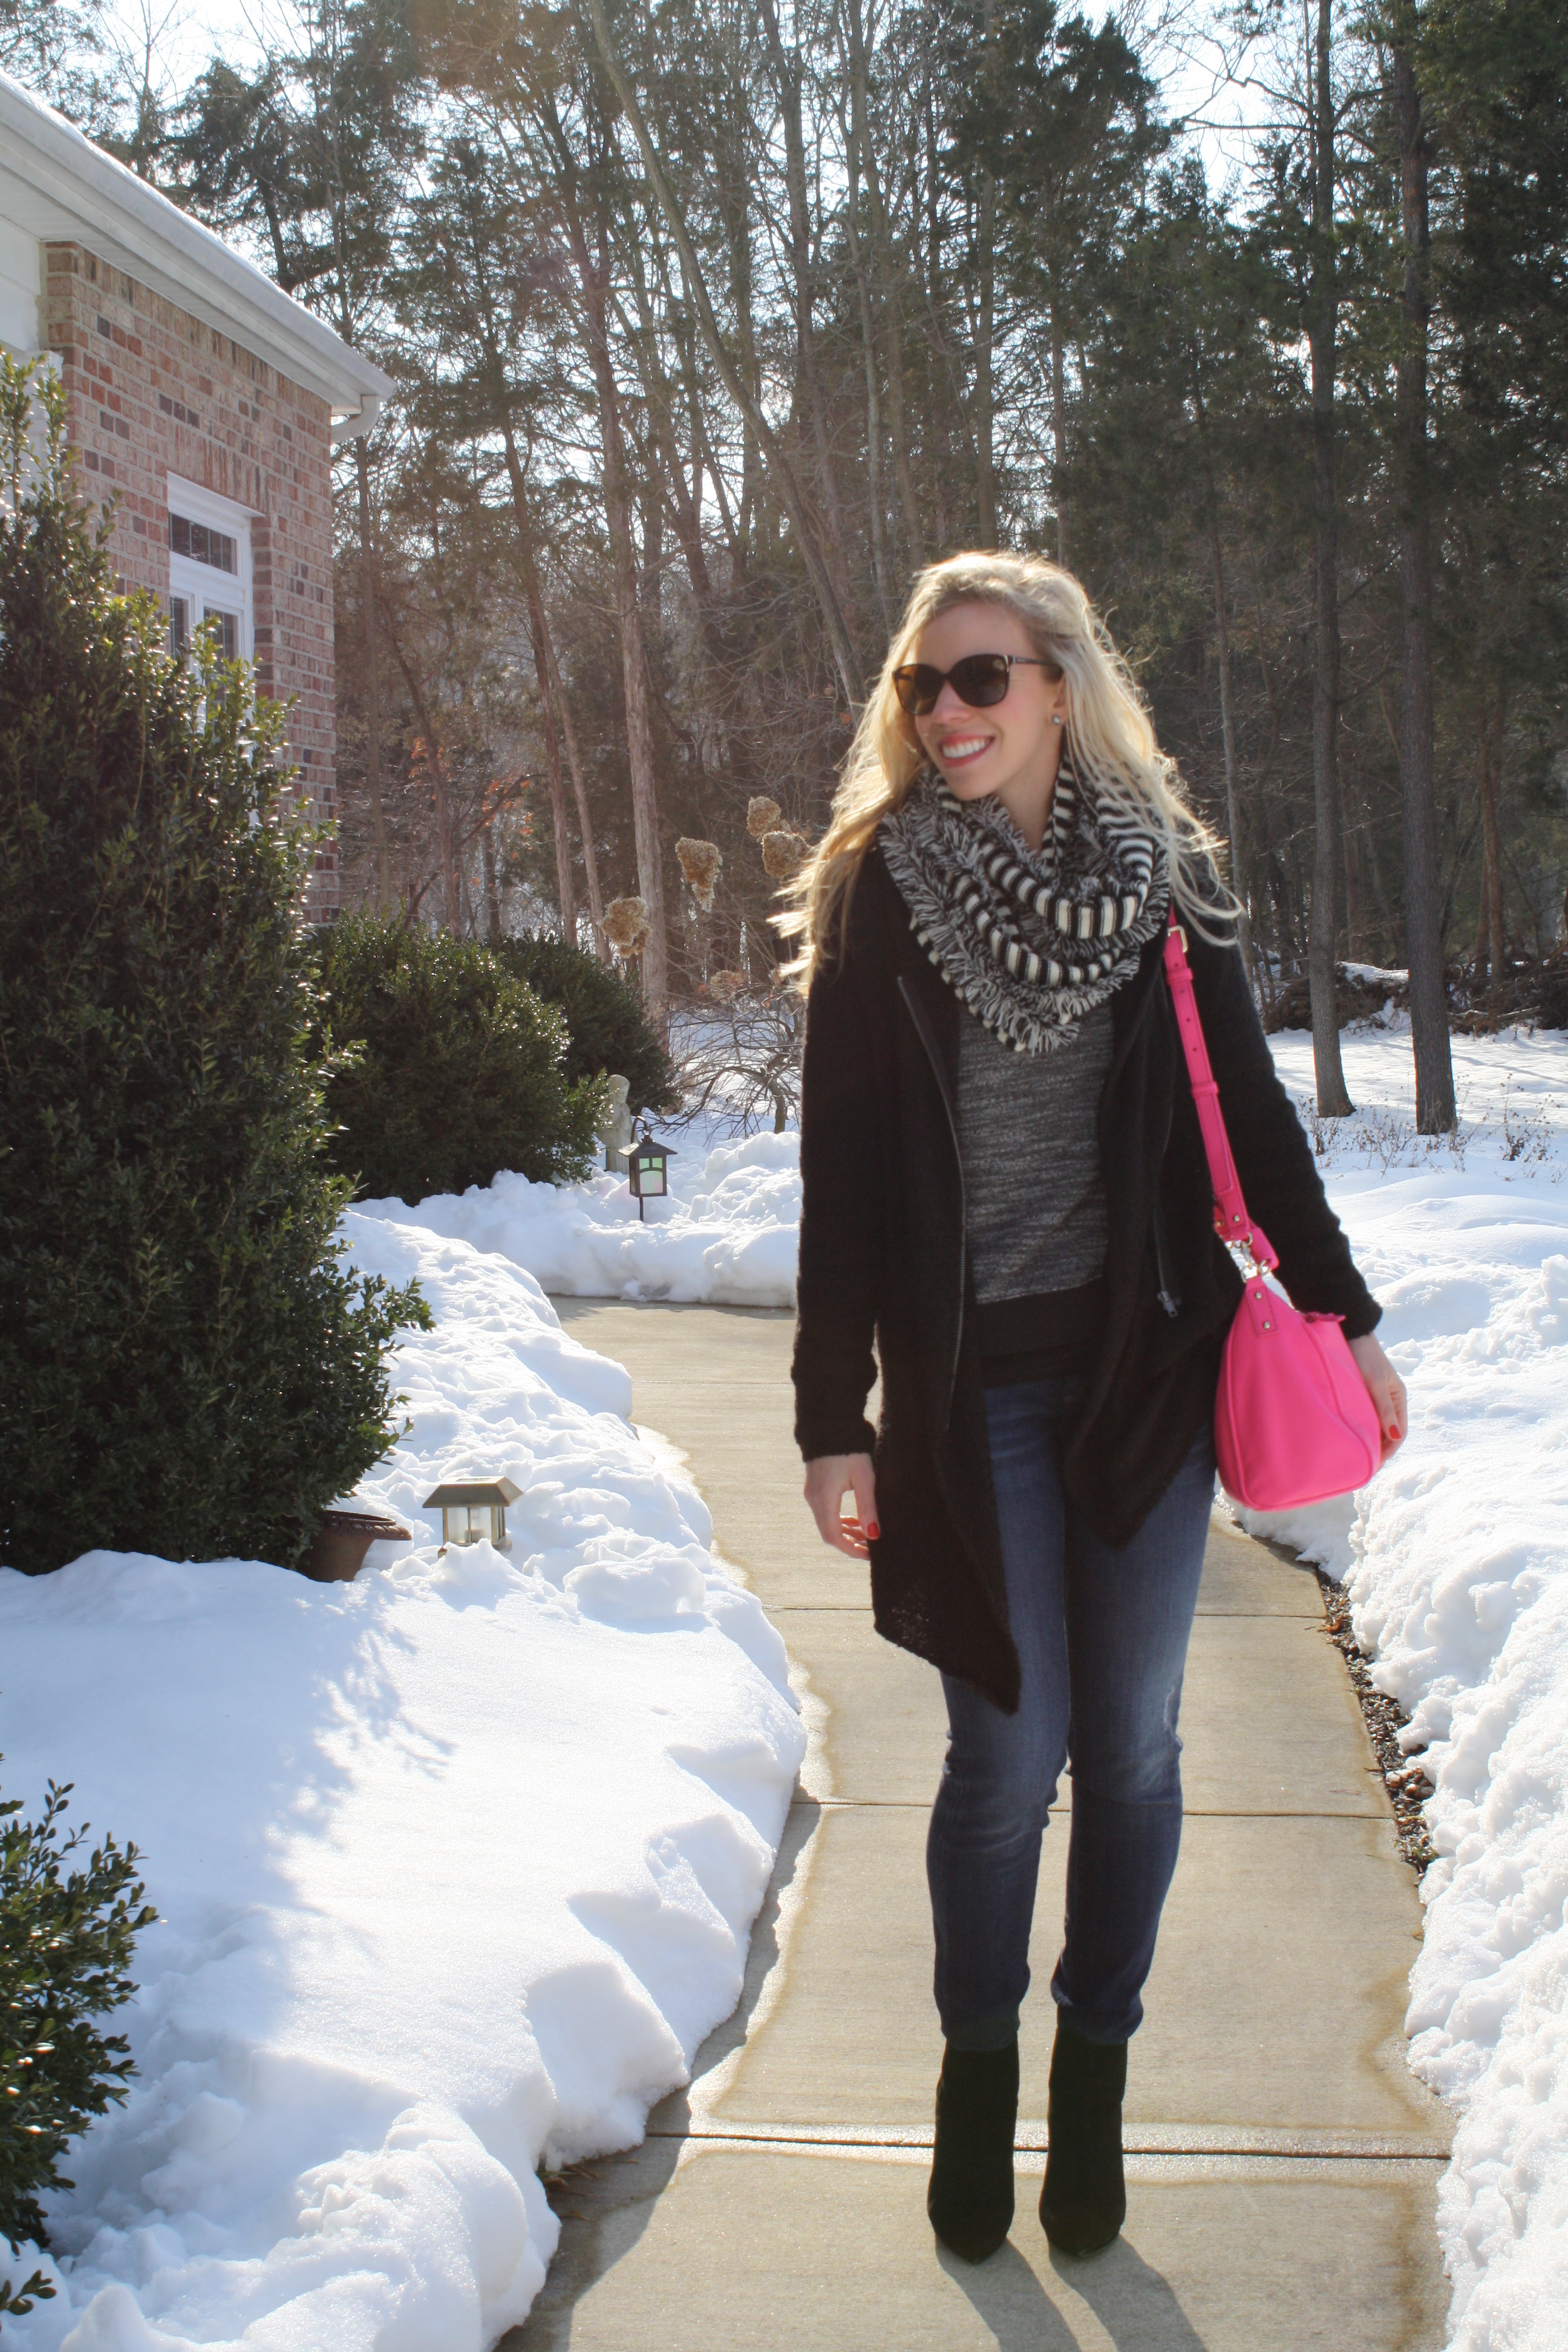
[{"xmin": 1348, "ymin": 1333, "xmax": 1408, "ymax": 1464}]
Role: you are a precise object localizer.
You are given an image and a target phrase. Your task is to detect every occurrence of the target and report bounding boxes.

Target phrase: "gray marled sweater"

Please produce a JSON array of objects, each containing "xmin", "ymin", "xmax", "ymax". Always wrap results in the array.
[{"xmin": 956, "ymin": 1001, "xmax": 1113, "ymax": 1341}]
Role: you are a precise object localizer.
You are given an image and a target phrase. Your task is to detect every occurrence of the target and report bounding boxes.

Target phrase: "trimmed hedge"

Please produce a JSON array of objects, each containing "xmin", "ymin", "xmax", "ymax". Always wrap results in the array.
[
  {"xmin": 321, "ymin": 916, "xmax": 607, "ymax": 1203},
  {"xmin": 0, "ymin": 359, "xmax": 428, "ymax": 1578},
  {"xmin": 491, "ymin": 935, "xmax": 677, "ymax": 1114}
]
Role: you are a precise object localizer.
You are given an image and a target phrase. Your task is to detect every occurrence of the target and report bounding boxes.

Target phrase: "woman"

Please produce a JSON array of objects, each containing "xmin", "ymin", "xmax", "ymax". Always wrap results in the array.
[{"xmin": 783, "ymin": 552, "xmax": 1405, "ymax": 2266}]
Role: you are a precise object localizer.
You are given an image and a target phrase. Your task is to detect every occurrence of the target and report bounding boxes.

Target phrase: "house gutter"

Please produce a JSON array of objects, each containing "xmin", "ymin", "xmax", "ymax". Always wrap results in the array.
[
  {"xmin": 0, "ymin": 70, "xmax": 391, "ymax": 421},
  {"xmin": 330, "ymin": 393, "xmax": 384, "ymax": 445}
]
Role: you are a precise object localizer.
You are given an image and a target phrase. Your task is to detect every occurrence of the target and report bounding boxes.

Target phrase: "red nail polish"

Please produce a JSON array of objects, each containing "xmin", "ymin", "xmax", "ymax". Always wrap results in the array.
[{"xmin": 867, "ymin": 1521, "xmax": 880, "ymax": 1541}]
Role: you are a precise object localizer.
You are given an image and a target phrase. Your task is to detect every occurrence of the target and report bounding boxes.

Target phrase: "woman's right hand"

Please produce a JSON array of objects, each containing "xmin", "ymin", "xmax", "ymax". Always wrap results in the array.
[{"xmin": 803, "ymin": 1452, "xmax": 880, "ymax": 1557}]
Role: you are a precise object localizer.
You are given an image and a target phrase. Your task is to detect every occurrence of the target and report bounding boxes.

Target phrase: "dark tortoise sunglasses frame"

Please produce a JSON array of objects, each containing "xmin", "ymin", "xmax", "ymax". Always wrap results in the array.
[{"xmin": 891, "ymin": 652, "xmax": 1054, "ymax": 717}]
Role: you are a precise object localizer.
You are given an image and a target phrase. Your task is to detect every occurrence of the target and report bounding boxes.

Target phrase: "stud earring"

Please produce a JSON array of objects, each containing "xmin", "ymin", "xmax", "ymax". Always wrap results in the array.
[{"xmin": 1051, "ymin": 712, "xmax": 1064, "ymax": 727}]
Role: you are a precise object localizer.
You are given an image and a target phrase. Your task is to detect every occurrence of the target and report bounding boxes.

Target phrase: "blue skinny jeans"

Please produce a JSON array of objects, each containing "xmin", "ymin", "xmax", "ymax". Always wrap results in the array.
[{"xmin": 927, "ymin": 1377, "xmax": 1214, "ymax": 2050}]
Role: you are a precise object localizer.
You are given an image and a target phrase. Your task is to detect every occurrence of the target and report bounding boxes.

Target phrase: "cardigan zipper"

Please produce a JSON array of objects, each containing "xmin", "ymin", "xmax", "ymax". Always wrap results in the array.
[
  {"xmin": 897, "ymin": 975, "xmax": 967, "ymax": 1416},
  {"xmin": 1152, "ymin": 1195, "xmax": 1181, "ymax": 1319}
]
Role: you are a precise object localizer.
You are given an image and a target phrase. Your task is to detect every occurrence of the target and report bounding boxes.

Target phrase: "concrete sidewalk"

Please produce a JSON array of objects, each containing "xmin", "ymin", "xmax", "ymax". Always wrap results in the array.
[{"xmin": 506, "ymin": 1301, "xmax": 1450, "ymax": 2351}]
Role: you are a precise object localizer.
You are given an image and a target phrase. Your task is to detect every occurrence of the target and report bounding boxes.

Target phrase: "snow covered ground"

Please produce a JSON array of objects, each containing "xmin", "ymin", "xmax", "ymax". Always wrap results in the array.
[
  {"xmin": 7, "ymin": 1010, "xmax": 1567, "ymax": 2351},
  {"xmin": 364, "ymin": 1013, "xmax": 1568, "ymax": 2350},
  {"xmin": 1243, "ymin": 1019, "xmax": 1568, "ymax": 2352},
  {"xmin": 0, "ymin": 1219, "xmax": 806, "ymax": 2351},
  {"xmin": 359, "ymin": 1129, "xmax": 803, "ymax": 1309}
]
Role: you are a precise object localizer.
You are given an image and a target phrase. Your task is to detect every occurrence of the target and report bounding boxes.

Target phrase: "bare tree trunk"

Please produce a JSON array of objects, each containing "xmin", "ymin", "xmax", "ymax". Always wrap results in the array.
[
  {"xmin": 1050, "ymin": 304, "xmax": 1069, "ymax": 568},
  {"xmin": 1391, "ymin": 25, "xmax": 1452, "ymax": 1132},
  {"xmin": 1478, "ymin": 686, "xmax": 1508, "ymax": 1002},
  {"xmin": 972, "ymin": 0, "xmax": 1001, "ymax": 542},
  {"xmin": 1207, "ymin": 517, "xmax": 1253, "ymax": 982},
  {"xmin": 353, "ymin": 439, "xmax": 388, "ymax": 906},
  {"xmin": 759, "ymin": 0, "xmax": 851, "ymax": 607},
  {"xmin": 536, "ymin": 606, "xmax": 606, "ymax": 953},
  {"xmin": 532, "ymin": 635, "xmax": 576, "ymax": 946},
  {"xmin": 837, "ymin": 57, "xmax": 889, "ymax": 616},
  {"xmin": 848, "ymin": 173, "xmax": 890, "ymax": 617},
  {"xmin": 671, "ymin": 253, "xmax": 740, "ymax": 560},
  {"xmin": 721, "ymin": 191, "xmax": 759, "ymax": 575},
  {"xmin": 1189, "ymin": 358, "xmax": 1253, "ymax": 984},
  {"xmin": 627, "ymin": 238, "xmax": 716, "ymax": 602},
  {"xmin": 495, "ymin": 423, "xmax": 605, "ymax": 954},
  {"xmin": 379, "ymin": 604, "xmax": 459, "ymax": 932},
  {"xmin": 975, "ymin": 168, "xmax": 996, "ymax": 543},
  {"xmin": 529, "ymin": 103, "xmax": 671, "ymax": 1006},
  {"xmin": 639, "ymin": 480, "xmax": 664, "ymax": 641},
  {"xmin": 1307, "ymin": 0, "xmax": 1354, "ymax": 1115},
  {"xmin": 482, "ymin": 816, "xmax": 501, "ymax": 938},
  {"xmin": 1471, "ymin": 854, "xmax": 1491, "ymax": 978},
  {"xmin": 845, "ymin": 0, "xmax": 922, "ymax": 563},
  {"xmin": 573, "ymin": 218, "xmax": 671, "ymax": 1021},
  {"xmin": 434, "ymin": 759, "xmax": 459, "ymax": 934},
  {"xmin": 1343, "ymin": 788, "xmax": 1366, "ymax": 960}
]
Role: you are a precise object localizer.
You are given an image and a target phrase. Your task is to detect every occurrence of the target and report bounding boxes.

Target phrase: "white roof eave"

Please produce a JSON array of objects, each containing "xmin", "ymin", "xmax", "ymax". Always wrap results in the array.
[{"xmin": 0, "ymin": 70, "xmax": 391, "ymax": 428}]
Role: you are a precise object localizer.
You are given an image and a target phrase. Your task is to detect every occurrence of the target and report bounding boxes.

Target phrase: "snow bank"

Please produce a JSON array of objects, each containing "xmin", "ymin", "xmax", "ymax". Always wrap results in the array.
[
  {"xmin": 357, "ymin": 1130, "xmax": 802, "ymax": 1309},
  {"xmin": 1249, "ymin": 1022, "xmax": 1568, "ymax": 2351},
  {"xmin": 0, "ymin": 1215, "xmax": 805, "ymax": 2351}
]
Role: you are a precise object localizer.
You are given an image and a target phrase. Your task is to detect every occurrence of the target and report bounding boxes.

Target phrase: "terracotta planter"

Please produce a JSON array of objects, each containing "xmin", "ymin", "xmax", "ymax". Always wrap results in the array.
[{"xmin": 296, "ymin": 1510, "xmax": 412, "ymax": 1584}]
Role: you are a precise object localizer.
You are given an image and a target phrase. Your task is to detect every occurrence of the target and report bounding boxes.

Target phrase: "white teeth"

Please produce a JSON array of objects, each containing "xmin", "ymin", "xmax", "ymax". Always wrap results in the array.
[{"xmin": 941, "ymin": 738, "xmax": 989, "ymax": 758}]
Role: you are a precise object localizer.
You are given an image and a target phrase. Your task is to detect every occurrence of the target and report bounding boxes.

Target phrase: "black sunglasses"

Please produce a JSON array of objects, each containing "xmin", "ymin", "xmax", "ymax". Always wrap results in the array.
[{"xmin": 891, "ymin": 652, "xmax": 1053, "ymax": 717}]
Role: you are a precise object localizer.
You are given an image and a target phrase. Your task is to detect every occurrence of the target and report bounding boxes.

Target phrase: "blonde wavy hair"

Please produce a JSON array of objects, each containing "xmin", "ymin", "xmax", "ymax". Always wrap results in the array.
[{"xmin": 778, "ymin": 550, "xmax": 1233, "ymax": 979}]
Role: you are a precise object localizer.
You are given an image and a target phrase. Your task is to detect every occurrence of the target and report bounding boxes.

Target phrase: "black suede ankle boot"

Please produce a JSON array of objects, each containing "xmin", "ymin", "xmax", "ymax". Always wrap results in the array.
[
  {"xmin": 927, "ymin": 2040, "xmax": 1019, "ymax": 2262},
  {"xmin": 1039, "ymin": 2013, "xmax": 1127, "ymax": 2257}
]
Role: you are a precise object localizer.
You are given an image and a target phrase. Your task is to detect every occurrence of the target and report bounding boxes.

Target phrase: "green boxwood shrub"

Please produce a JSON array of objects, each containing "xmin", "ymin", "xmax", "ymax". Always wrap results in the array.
[
  {"xmin": 321, "ymin": 915, "xmax": 607, "ymax": 1203},
  {"xmin": 492, "ymin": 935, "xmax": 677, "ymax": 1115},
  {"xmin": 2, "ymin": 1766, "xmax": 156, "ymax": 2312},
  {"xmin": 0, "ymin": 359, "xmax": 428, "ymax": 1578}
]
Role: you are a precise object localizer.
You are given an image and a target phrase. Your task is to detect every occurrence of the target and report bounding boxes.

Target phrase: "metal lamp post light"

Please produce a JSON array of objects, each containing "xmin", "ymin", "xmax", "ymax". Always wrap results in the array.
[
  {"xmin": 624, "ymin": 1123, "xmax": 676, "ymax": 1221},
  {"xmin": 422, "ymin": 1477, "xmax": 523, "ymax": 1553}
]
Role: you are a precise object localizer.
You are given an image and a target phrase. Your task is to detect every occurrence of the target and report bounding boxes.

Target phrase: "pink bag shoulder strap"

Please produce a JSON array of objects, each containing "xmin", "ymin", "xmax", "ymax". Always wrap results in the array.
[{"xmin": 1163, "ymin": 917, "xmax": 1278, "ymax": 1272}]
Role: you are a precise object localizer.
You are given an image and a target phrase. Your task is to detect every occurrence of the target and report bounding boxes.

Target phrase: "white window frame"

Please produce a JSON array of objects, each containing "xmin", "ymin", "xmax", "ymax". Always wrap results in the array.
[{"xmin": 166, "ymin": 472, "xmax": 253, "ymax": 664}]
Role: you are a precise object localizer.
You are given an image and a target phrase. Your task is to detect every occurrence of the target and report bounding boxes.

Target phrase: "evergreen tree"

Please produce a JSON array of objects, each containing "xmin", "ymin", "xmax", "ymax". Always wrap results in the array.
[
  {"xmin": 1072, "ymin": 165, "xmax": 1285, "ymax": 965},
  {"xmin": 2, "ymin": 1764, "xmax": 155, "ymax": 2293},
  {"xmin": 0, "ymin": 361, "xmax": 428, "ymax": 1578},
  {"xmin": 943, "ymin": 0, "xmax": 1168, "ymax": 560},
  {"xmin": 0, "ymin": 0, "xmax": 104, "ymax": 119}
]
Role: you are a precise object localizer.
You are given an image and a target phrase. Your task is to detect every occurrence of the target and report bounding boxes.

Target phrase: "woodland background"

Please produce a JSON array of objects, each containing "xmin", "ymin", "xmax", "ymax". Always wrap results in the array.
[{"xmin": 5, "ymin": 0, "xmax": 1565, "ymax": 1117}]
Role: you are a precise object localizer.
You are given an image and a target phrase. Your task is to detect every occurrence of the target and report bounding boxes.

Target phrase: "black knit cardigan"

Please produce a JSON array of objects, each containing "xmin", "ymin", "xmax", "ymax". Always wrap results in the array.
[{"xmin": 791, "ymin": 848, "xmax": 1380, "ymax": 1712}]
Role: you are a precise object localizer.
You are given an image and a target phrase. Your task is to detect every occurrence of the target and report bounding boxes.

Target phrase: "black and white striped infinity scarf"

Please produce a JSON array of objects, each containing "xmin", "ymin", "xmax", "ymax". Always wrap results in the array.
[{"xmin": 879, "ymin": 761, "xmax": 1169, "ymax": 1054}]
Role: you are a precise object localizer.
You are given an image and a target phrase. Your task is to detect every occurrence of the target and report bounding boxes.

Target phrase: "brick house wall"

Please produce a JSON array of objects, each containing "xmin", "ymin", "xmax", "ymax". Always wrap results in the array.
[{"xmin": 43, "ymin": 241, "xmax": 341, "ymax": 914}]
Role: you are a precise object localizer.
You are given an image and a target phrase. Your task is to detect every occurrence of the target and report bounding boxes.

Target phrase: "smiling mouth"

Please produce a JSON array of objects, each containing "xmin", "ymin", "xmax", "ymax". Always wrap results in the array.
[{"xmin": 935, "ymin": 735, "xmax": 992, "ymax": 765}]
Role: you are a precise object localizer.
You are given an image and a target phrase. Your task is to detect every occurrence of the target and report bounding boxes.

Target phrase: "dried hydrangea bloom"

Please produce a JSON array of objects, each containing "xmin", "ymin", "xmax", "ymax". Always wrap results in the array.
[
  {"xmin": 762, "ymin": 829, "xmax": 808, "ymax": 880},
  {"xmin": 603, "ymin": 895, "xmax": 651, "ymax": 955},
  {"xmin": 676, "ymin": 837, "xmax": 722, "ymax": 910}
]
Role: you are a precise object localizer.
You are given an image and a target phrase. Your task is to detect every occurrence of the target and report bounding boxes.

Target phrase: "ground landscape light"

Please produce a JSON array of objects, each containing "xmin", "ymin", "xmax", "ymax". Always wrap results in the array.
[
  {"xmin": 422, "ymin": 1478, "xmax": 523, "ymax": 1553},
  {"xmin": 623, "ymin": 1123, "xmax": 678, "ymax": 1221}
]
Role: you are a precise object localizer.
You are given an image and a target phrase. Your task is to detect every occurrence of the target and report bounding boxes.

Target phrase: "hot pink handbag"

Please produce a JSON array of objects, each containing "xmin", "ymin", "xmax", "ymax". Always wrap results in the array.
[{"xmin": 1164, "ymin": 919, "xmax": 1383, "ymax": 1511}]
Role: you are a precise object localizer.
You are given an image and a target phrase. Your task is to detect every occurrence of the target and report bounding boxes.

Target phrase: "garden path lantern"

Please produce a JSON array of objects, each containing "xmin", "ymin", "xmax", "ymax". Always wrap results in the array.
[
  {"xmin": 423, "ymin": 1478, "xmax": 522, "ymax": 1552},
  {"xmin": 624, "ymin": 1125, "xmax": 676, "ymax": 1221}
]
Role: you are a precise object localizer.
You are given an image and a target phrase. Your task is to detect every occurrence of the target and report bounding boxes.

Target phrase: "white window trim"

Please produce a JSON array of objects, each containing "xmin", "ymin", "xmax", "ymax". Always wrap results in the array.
[{"xmin": 166, "ymin": 472, "xmax": 254, "ymax": 662}]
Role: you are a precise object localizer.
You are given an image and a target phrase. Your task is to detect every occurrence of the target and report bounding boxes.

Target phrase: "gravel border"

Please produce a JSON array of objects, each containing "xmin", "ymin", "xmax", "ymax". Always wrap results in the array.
[{"xmin": 1316, "ymin": 1573, "xmax": 1436, "ymax": 1875}]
